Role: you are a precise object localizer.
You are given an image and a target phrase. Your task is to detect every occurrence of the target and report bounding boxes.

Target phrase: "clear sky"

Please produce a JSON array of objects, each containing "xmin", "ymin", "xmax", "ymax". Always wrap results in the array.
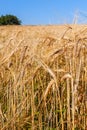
[{"xmin": 0, "ymin": 0, "xmax": 87, "ymax": 25}]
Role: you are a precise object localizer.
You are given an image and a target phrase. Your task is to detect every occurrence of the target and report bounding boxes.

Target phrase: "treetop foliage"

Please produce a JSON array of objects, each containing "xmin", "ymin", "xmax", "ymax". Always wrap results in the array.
[{"xmin": 0, "ymin": 14, "xmax": 21, "ymax": 25}]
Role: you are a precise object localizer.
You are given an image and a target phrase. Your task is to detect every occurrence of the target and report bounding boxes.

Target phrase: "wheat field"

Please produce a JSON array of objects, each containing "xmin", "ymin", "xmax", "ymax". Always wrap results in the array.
[{"xmin": 0, "ymin": 25, "xmax": 87, "ymax": 130}]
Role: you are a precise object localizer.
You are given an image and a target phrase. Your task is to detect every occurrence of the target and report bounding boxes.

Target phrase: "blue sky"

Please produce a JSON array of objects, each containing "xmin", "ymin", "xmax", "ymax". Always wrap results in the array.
[{"xmin": 0, "ymin": 0, "xmax": 87, "ymax": 25}]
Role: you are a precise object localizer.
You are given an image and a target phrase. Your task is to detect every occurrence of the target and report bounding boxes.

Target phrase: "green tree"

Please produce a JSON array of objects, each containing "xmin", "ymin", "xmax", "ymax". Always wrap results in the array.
[{"xmin": 0, "ymin": 14, "xmax": 21, "ymax": 25}]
